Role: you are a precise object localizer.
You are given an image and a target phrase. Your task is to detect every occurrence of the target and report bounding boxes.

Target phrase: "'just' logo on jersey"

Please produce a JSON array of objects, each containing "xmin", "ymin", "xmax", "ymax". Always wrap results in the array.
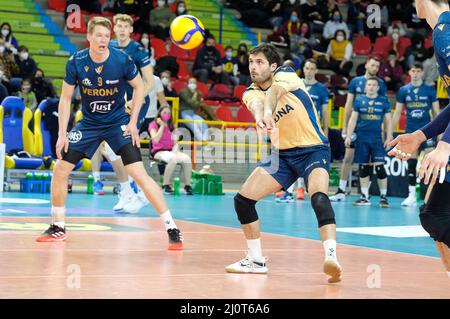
[{"xmin": 90, "ymin": 101, "xmax": 114, "ymax": 113}]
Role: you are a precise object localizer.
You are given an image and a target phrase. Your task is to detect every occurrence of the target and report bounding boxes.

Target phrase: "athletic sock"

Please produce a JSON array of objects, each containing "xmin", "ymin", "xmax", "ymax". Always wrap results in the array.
[
  {"xmin": 339, "ymin": 180, "xmax": 347, "ymax": 192},
  {"xmin": 361, "ymin": 187, "xmax": 369, "ymax": 198},
  {"xmin": 380, "ymin": 188, "xmax": 387, "ymax": 197},
  {"xmin": 120, "ymin": 181, "xmax": 133, "ymax": 194},
  {"xmin": 323, "ymin": 239, "xmax": 337, "ymax": 260},
  {"xmin": 51, "ymin": 206, "xmax": 66, "ymax": 228},
  {"xmin": 160, "ymin": 210, "xmax": 177, "ymax": 230},
  {"xmin": 247, "ymin": 238, "xmax": 264, "ymax": 262},
  {"xmin": 92, "ymin": 171, "xmax": 100, "ymax": 183}
]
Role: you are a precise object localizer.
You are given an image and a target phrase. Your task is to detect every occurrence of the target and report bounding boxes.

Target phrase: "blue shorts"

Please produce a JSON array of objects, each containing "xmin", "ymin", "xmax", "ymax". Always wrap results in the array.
[
  {"xmin": 354, "ymin": 139, "xmax": 385, "ymax": 164},
  {"xmin": 259, "ymin": 144, "xmax": 331, "ymax": 190},
  {"xmin": 67, "ymin": 120, "xmax": 132, "ymax": 158}
]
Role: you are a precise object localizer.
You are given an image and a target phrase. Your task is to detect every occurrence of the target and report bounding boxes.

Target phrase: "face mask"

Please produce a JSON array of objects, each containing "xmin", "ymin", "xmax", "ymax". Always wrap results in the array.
[
  {"xmin": 177, "ymin": 6, "xmax": 185, "ymax": 13},
  {"xmin": 290, "ymin": 16, "xmax": 298, "ymax": 23},
  {"xmin": 0, "ymin": 46, "xmax": 4, "ymax": 53},
  {"xmin": 20, "ymin": 52, "xmax": 28, "ymax": 60},
  {"xmin": 225, "ymin": 51, "xmax": 232, "ymax": 59},
  {"xmin": 207, "ymin": 45, "xmax": 214, "ymax": 51},
  {"xmin": 188, "ymin": 83, "xmax": 197, "ymax": 91},
  {"xmin": 333, "ymin": 16, "xmax": 340, "ymax": 22},
  {"xmin": 0, "ymin": 71, "xmax": 3, "ymax": 78},
  {"xmin": 22, "ymin": 85, "xmax": 31, "ymax": 91},
  {"xmin": 141, "ymin": 38, "xmax": 149, "ymax": 46},
  {"xmin": 161, "ymin": 113, "xmax": 171, "ymax": 122},
  {"xmin": 1, "ymin": 29, "xmax": 9, "ymax": 37},
  {"xmin": 301, "ymin": 26, "xmax": 308, "ymax": 34},
  {"xmin": 161, "ymin": 77, "xmax": 169, "ymax": 86},
  {"xmin": 289, "ymin": 0, "xmax": 296, "ymax": 4},
  {"xmin": 392, "ymin": 32, "xmax": 399, "ymax": 40},
  {"xmin": 336, "ymin": 35, "xmax": 344, "ymax": 42},
  {"xmin": 157, "ymin": 1, "xmax": 165, "ymax": 7}
]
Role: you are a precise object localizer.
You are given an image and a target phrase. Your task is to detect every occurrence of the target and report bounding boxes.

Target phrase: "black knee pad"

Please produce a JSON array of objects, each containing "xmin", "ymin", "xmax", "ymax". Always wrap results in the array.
[
  {"xmin": 359, "ymin": 164, "xmax": 372, "ymax": 178},
  {"xmin": 311, "ymin": 192, "xmax": 336, "ymax": 228},
  {"xmin": 117, "ymin": 143, "xmax": 142, "ymax": 166},
  {"xmin": 375, "ymin": 164, "xmax": 387, "ymax": 179},
  {"xmin": 61, "ymin": 148, "xmax": 86, "ymax": 165},
  {"xmin": 407, "ymin": 159, "xmax": 418, "ymax": 186},
  {"xmin": 234, "ymin": 193, "xmax": 258, "ymax": 225}
]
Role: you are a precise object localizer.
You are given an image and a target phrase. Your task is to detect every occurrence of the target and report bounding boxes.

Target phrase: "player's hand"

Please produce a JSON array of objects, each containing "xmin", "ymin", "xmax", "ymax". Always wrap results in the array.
[
  {"xmin": 341, "ymin": 131, "xmax": 347, "ymax": 140},
  {"xmin": 418, "ymin": 141, "xmax": 450, "ymax": 185},
  {"xmin": 344, "ymin": 137, "xmax": 351, "ymax": 148},
  {"xmin": 56, "ymin": 134, "xmax": 69, "ymax": 160},
  {"xmin": 124, "ymin": 123, "xmax": 141, "ymax": 148},
  {"xmin": 257, "ymin": 111, "xmax": 275, "ymax": 131},
  {"xmin": 388, "ymin": 131, "xmax": 425, "ymax": 160},
  {"xmin": 156, "ymin": 118, "xmax": 165, "ymax": 127}
]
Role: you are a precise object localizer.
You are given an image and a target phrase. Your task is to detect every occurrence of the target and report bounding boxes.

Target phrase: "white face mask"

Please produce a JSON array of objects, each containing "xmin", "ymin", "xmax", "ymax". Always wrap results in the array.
[
  {"xmin": 141, "ymin": 38, "xmax": 149, "ymax": 46},
  {"xmin": 161, "ymin": 77, "xmax": 169, "ymax": 86},
  {"xmin": 177, "ymin": 6, "xmax": 185, "ymax": 13},
  {"xmin": 225, "ymin": 51, "xmax": 232, "ymax": 59},
  {"xmin": 336, "ymin": 35, "xmax": 344, "ymax": 42},
  {"xmin": 157, "ymin": 0, "xmax": 165, "ymax": 7},
  {"xmin": 0, "ymin": 46, "xmax": 4, "ymax": 53},
  {"xmin": 188, "ymin": 83, "xmax": 197, "ymax": 91},
  {"xmin": 1, "ymin": 29, "xmax": 9, "ymax": 37},
  {"xmin": 392, "ymin": 32, "xmax": 399, "ymax": 40},
  {"xmin": 20, "ymin": 52, "xmax": 29, "ymax": 60}
]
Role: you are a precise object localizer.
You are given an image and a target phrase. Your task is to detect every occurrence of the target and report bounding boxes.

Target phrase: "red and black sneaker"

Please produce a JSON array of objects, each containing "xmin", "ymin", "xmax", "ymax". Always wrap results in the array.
[
  {"xmin": 167, "ymin": 228, "xmax": 183, "ymax": 250},
  {"xmin": 36, "ymin": 224, "xmax": 67, "ymax": 242}
]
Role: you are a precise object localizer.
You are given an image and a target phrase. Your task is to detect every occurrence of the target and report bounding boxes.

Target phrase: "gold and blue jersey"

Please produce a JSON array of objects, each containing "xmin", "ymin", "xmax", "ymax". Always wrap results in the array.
[
  {"xmin": 433, "ymin": 11, "xmax": 450, "ymax": 96},
  {"xmin": 242, "ymin": 66, "xmax": 328, "ymax": 150}
]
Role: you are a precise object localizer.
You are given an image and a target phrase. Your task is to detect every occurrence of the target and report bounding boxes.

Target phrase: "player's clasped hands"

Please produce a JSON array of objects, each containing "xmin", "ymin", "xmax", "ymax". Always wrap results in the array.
[{"xmin": 124, "ymin": 122, "xmax": 141, "ymax": 148}]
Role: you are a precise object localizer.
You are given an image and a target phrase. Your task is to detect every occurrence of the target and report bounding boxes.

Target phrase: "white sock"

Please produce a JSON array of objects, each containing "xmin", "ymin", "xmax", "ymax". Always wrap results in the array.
[
  {"xmin": 408, "ymin": 186, "xmax": 416, "ymax": 198},
  {"xmin": 247, "ymin": 238, "xmax": 264, "ymax": 262},
  {"xmin": 380, "ymin": 188, "xmax": 387, "ymax": 197},
  {"xmin": 339, "ymin": 180, "xmax": 347, "ymax": 192},
  {"xmin": 92, "ymin": 171, "xmax": 100, "ymax": 183},
  {"xmin": 160, "ymin": 210, "xmax": 177, "ymax": 230},
  {"xmin": 323, "ymin": 239, "xmax": 337, "ymax": 260},
  {"xmin": 120, "ymin": 181, "xmax": 133, "ymax": 194},
  {"xmin": 361, "ymin": 187, "xmax": 369, "ymax": 198},
  {"xmin": 51, "ymin": 206, "xmax": 66, "ymax": 228},
  {"xmin": 297, "ymin": 178, "xmax": 304, "ymax": 188},
  {"xmin": 287, "ymin": 184, "xmax": 295, "ymax": 193}
]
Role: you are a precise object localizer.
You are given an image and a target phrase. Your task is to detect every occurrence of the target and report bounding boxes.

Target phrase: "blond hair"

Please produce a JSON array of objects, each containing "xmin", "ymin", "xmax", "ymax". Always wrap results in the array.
[
  {"xmin": 113, "ymin": 14, "xmax": 134, "ymax": 26},
  {"xmin": 87, "ymin": 16, "xmax": 112, "ymax": 34}
]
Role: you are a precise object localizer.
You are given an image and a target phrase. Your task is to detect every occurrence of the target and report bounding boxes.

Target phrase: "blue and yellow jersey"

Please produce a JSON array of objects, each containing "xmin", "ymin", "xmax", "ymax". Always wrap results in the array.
[
  {"xmin": 397, "ymin": 83, "xmax": 437, "ymax": 133},
  {"xmin": 305, "ymin": 81, "xmax": 329, "ymax": 121},
  {"xmin": 64, "ymin": 47, "xmax": 139, "ymax": 126},
  {"xmin": 433, "ymin": 11, "xmax": 450, "ymax": 96},
  {"xmin": 349, "ymin": 75, "xmax": 387, "ymax": 98},
  {"xmin": 354, "ymin": 95, "xmax": 391, "ymax": 140},
  {"xmin": 242, "ymin": 66, "xmax": 328, "ymax": 150}
]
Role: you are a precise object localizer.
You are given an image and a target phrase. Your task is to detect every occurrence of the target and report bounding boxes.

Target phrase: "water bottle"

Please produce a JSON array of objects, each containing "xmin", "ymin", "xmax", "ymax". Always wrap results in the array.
[
  {"xmin": 416, "ymin": 182, "xmax": 421, "ymax": 202},
  {"xmin": 26, "ymin": 172, "xmax": 33, "ymax": 180},
  {"xmin": 87, "ymin": 174, "xmax": 94, "ymax": 194},
  {"xmin": 173, "ymin": 177, "xmax": 180, "ymax": 196}
]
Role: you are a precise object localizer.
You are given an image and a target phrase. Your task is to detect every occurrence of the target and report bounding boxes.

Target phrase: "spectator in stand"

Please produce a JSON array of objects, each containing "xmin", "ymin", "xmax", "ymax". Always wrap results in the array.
[
  {"xmin": 0, "ymin": 62, "xmax": 8, "ymax": 103},
  {"xmin": 0, "ymin": 23, "xmax": 18, "ymax": 52},
  {"xmin": 150, "ymin": 0, "xmax": 175, "ymax": 40},
  {"xmin": 268, "ymin": 10, "xmax": 302, "ymax": 49},
  {"xmin": 175, "ymin": 1, "xmax": 187, "ymax": 16},
  {"xmin": 388, "ymin": 24, "xmax": 408, "ymax": 63},
  {"xmin": 236, "ymin": 43, "xmax": 251, "ymax": 86},
  {"xmin": 15, "ymin": 46, "xmax": 36, "ymax": 80},
  {"xmin": 32, "ymin": 68, "xmax": 56, "ymax": 103},
  {"xmin": 282, "ymin": 0, "xmax": 302, "ymax": 22},
  {"xmin": 422, "ymin": 47, "xmax": 439, "ymax": 86},
  {"xmin": 0, "ymin": 43, "xmax": 19, "ymax": 92},
  {"xmin": 291, "ymin": 22, "xmax": 314, "ymax": 69},
  {"xmin": 300, "ymin": 0, "xmax": 327, "ymax": 33},
  {"xmin": 321, "ymin": 29, "xmax": 353, "ymax": 77},
  {"xmin": 16, "ymin": 78, "xmax": 37, "ymax": 112},
  {"xmin": 347, "ymin": 0, "xmax": 366, "ymax": 35},
  {"xmin": 179, "ymin": 77, "xmax": 218, "ymax": 141},
  {"xmin": 377, "ymin": 50, "xmax": 404, "ymax": 91},
  {"xmin": 193, "ymin": 35, "xmax": 228, "ymax": 85},
  {"xmin": 160, "ymin": 70, "xmax": 178, "ymax": 98},
  {"xmin": 323, "ymin": 9, "xmax": 350, "ymax": 42},
  {"xmin": 138, "ymin": 32, "xmax": 156, "ymax": 67},
  {"xmin": 405, "ymin": 33, "xmax": 428, "ymax": 68},
  {"xmin": 141, "ymin": 74, "xmax": 170, "ymax": 134},
  {"xmin": 402, "ymin": 0, "xmax": 428, "ymax": 37},
  {"xmin": 221, "ymin": 46, "xmax": 239, "ymax": 86},
  {"xmin": 325, "ymin": 0, "xmax": 342, "ymax": 21}
]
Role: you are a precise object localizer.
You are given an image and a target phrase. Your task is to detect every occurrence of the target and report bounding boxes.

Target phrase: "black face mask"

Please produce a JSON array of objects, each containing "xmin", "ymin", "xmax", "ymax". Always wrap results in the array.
[{"xmin": 206, "ymin": 45, "xmax": 214, "ymax": 51}]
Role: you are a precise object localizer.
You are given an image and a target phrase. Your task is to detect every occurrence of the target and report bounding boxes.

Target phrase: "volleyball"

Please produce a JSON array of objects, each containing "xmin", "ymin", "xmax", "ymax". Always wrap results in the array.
[{"xmin": 169, "ymin": 15, "xmax": 205, "ymax": 50}]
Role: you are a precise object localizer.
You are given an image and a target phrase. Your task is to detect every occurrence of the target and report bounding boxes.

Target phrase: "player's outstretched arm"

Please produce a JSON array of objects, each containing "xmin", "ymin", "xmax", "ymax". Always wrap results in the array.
[
  {"xmin": 421, "ymin": 104, "xmax": 450, "ymax": 141},
  {"xmin": 141, "ymin": 65, "xmax": 154, "ymax": 97},
  {"xmin": 262, "ymin": 84, "xmax": 286, "ymax": 131},
  {"xmin": 56, "ymin": 81, "xmax": 75, "ymax": 159}
]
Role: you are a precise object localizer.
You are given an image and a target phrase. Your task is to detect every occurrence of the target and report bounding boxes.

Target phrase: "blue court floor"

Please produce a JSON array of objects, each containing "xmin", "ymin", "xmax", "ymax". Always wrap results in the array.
[{"xmin": 0, "ymin": 190, "xmax": 438, "ymax": 258}]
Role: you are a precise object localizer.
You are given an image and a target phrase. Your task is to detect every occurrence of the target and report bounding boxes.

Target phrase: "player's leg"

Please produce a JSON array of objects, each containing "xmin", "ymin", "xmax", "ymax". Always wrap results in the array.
[
  {"xmin": 330, "ymin": 147, "xmax": 355, "ymax": 201},
  {"xmin": 225, "ymin": 167, "xmax": 286, "ymax": 274},
  {"xmin": 353, "ymin": 140, "xmax": 372, "ymax": 206},
  {"xmin": 91, "ymin": 144, "xmax": 105, "ymax": 195},
  {"xmin": 372, "ymin": 141, "xmax": 389, "ymax": 208},
  {"xmin": 403, "ymin": 150, "xmax": 419, "ymax": 207}
]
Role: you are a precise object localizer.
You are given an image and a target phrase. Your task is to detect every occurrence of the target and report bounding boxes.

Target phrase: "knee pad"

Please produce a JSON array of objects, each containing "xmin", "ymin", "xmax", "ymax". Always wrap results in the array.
[
  {"xmin": 117, "ymin": 143, "xmax": 142, "ymax": 166},
  {"xmin": 311, "ymin": 192, "xmax": 336, "ymax": 228},
  {"xmin": 104, "ymin": 142, "xmax": 119, "ymax": 162},
  {"xmin": 359, "ymin": 164, "xmax": 372, "ymax": 178},
  {"xmin": 407, "ymin": 159, "xmax": 418, "ymax": 186},
  {"xmin": 375, "ymin": 164, "xmax": 387, "ymax": 179},
  {"xmin": 234, "ymin": 193, "xmax": 258, "ymax": 225}
]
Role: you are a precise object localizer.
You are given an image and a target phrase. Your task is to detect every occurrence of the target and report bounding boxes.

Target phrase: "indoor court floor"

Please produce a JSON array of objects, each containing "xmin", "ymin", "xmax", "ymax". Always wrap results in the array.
[{"xmin": 0, "ymin": 189, "xmax": 449, "ymax": 299}]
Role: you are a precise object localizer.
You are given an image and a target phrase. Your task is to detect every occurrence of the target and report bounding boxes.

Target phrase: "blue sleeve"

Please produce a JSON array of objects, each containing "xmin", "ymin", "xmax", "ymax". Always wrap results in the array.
[
  {"xmin": 64, "ymin": 56, "xmax": 77, "ymax": 85},
  {"xmin": 379, "ymin": 80, "xmax": 387, "ymax": 96},
  {"xmin": 384, "ymin": 98, "xmax": 391, "ymax": 113},
  {"xmin": 353, "ymin": 98, "xmax": 361, "ymax": 112},
  {"xmin": 321, "ymin": 86, "xmax": 329, "ymax": 106},
  {"xmin": 124, "ymin": 55, "xmax": 139, "ymax": 81},
  {"xmin": 429, "ymin": 86, "xmax": 438, "ymax": 103},
  {"xmin": 421, "ymin": 105, "xmax": 450, "ymax": 141},
  {"xmin": 397, "ymin": 87, "xmax": 405, "ymax": 104},
  {"xmin": 135, "ymin": 47, "xmax": 151, "ymax": 69},
  {"xmin": 349, "ymin": 78, "xmax": 356, "ymax": 95}
]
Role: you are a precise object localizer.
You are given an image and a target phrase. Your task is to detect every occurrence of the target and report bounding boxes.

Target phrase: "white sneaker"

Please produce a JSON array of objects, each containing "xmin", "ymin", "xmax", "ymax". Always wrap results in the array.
[
  {"xmin": 225, "ymin": 255, "xmax": 268, "ymax": 274},
  {"xmin": 401, "ymin": 196, "xmax": 417, "ymax": 207},
  {"xmin": 329, "ymin": 191, "xmax": 346, "ymax": 202},
  {"xmin": 122, "ymin": 190, "xmax": 149, "ymax": 214},
  {"xmin": 323, "ymin": 259, "xmax": 342, "ymax": 283},
  {"xmin": 113, "ymin": 189, "xmax": 136, "ymax": 211}
]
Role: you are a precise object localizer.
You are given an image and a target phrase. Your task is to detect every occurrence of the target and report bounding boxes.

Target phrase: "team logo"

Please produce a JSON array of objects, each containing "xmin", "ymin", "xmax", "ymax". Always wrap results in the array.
[
  {"xmin": 411, "ymin": 109, "xmax": 424, "ymax": 119},
  {"xmin": 106, "ymin": 79, "xmax": 119, "ymax": 85},
  {"xmin": 82, "ymin": 78, "xmax": 92, "ymax": 87},
  {"xmin": 67, "ymin": 130, "xmax": 82, "ymax": 143},
  {"xmin": 322, "ymin": 159, "xmax": 327, "ymax": 165},
  {"xmin": 95, "ymin": 65, "xmax": 103, "ymax": 74},
  {"xmin": 406, "ymin": 96, "xmax": 412, "ymax": 102},
  {"xmin": 84, "ymin": 66, "xmax": 89, "ymax": 72},
  {"xmin": 90, "ymin": 101, "xmax": 114, "ymax": 113},
  {"xmin": 438, "ymin": 24, "xmax": 445, "ymax": 31}
]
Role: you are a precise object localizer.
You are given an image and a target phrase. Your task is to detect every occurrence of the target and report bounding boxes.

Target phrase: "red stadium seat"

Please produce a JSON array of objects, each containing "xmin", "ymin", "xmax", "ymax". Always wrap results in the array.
[
  {"xmin": 150, "ymin": 38, "xmax": 168, "ymax": 58},
  {"xmin": 211, "ymin": 83, "xmax": 231, "ymax": 96},
  {"xmin": 236, "ymin": 105, "xmax": 255, "ymax": 122},
  {"xmin": 169, "ymin": 43, "xmax": 190, "ymax": 61},
  {"xmin": 215, "ymin": 105, "xmax": 235, "ymax": 122},
  {"xmin": 177, "ymin": 59, "xmax": 190, "ymax": 81},
  {"xmin": 424, "ymin": 37, "xmax": 432, "ymax": 49},
  {"xmin": 353, "ymin": 36, "xmax": 372, "ymax": 56},
  {"xmin": 372, "ymin": 36, "xmax": 393, "ymax": 60},
  {"xmin": 49, "ymin": 0, "xmax": 66, "ymax": 12},
  {"xmin": 172, "ymin": 80, "xmax": 187, "ymax": 94},
  {"xmin": 233, "ymin": 85, "xmax": 247, "ymax": 100},
  {"xmin": 196, "ymin": 82, "xmax": 209, "ymax": 97},
  {"xmin": 397, "ymin": 36, "xmax": 411, "ymax": 58},
  {"xmin": 215, "ymin": 44, "xmax": 226, "ymax": 58}
]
